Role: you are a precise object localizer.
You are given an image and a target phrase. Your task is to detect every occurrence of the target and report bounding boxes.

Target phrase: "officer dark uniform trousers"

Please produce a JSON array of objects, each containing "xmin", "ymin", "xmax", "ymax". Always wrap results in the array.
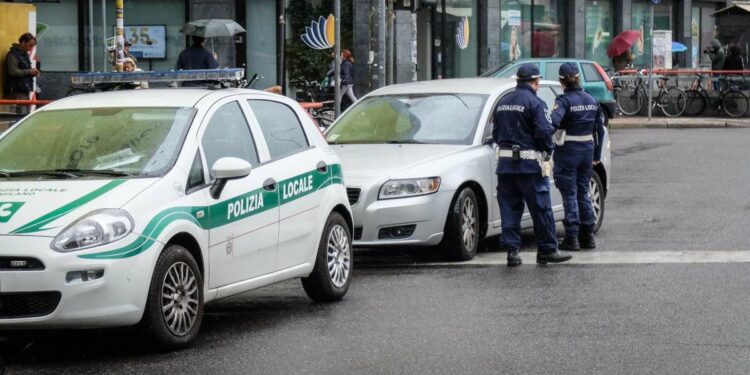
[
  {"xmin": 493, "ymin": 64, "xmax": 572, "ymax": 267},
  {"xmin": 551, "ymin": 63, "xmax": 606, "ymax": 251}
]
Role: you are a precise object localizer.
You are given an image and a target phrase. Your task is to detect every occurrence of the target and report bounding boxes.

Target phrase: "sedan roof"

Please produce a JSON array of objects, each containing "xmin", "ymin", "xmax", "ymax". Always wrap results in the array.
[{"xmin": 369, "ymin": 78, "xmax": 518, "ymax": 96}]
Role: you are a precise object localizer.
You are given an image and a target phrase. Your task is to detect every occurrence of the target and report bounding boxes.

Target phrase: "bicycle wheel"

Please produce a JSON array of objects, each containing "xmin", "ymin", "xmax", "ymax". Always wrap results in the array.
[
  {"xmin": 616, "ymin": 85, "xmax": 643, "ymax": 116},
  {"xmin": 683, "ymin": 89, "xmax": 706, "ymax": 116},
  {"xmin": 315, "ymin": 109, "xmax": 336, "ymax": 129},
  {"xmin": 660, "ymin": 87, "xmax": 687, "ymax": 117},
  {"xmin": 721, "ymin": 90, "xmax": 749, "ymax": 117}
]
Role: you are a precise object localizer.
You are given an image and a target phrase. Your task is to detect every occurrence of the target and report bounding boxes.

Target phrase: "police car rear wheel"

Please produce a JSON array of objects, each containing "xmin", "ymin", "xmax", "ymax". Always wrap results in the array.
[
  {"xmin": 440, "ymin": 188, "xmax": 479, "ymax": 261},
  {"xmin": 141, "ymin": 244, "xmax": 204, "ymax": 349},
  {"xmin": 302, "ymin": 212, "xmax": 352, "ymax": 302},
  {"xmin": 590, "ymin": 173, "xmax": 605, "ymax": 234}
]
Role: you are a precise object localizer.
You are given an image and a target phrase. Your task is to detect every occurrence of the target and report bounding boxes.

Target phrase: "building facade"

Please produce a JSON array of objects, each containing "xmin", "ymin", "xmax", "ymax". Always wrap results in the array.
[{"xmin": 2, "ymin": 0, "xmax": 733, "ymax": 99}]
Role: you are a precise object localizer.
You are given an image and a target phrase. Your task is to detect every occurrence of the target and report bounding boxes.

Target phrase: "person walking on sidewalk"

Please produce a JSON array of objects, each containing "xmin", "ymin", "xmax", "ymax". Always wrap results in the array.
[
  {"xmin": 551, "ymin": 63, "xmax": 605, "ymax": 251},
  {"xmin": 492, "ymin": 63, "xmax": 572, "ymax": 267},
  {"xmin": 705, "ymin": 39, "xmax": 725, "ymax": 91},
  {"xmin": 338, "ymin": 49, "xmax": 357, "ymax": 108},
  {"xmin": 3, "ymin": 33, "xmax": 39, "ymax": 114}
]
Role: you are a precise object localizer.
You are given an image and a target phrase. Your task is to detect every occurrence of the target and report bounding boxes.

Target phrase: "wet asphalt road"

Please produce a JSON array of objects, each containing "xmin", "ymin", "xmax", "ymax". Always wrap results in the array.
[{"xmin": 2, "ymin": 128, "xmax": 750, "ymax": 374}]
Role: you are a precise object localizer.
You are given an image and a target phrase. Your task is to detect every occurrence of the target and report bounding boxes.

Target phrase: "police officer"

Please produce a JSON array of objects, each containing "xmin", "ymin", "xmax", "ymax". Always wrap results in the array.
[
  {"xmin": 493, "ymin": 64, "xmax": 572, "ymax": 267},
  {"xmin": 551, "ymin": 63, "xmax": 605, "ymax": 251}
]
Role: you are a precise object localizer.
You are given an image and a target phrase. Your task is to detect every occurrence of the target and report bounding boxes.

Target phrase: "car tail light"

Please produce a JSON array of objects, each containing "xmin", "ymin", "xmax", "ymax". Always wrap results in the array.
[{"xmin": 595, "ymin": 63, "xmax": 614, "ymax": 91}]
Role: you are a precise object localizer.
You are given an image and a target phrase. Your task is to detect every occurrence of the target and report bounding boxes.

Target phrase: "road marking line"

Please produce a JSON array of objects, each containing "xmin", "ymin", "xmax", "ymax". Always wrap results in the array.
[{"xmin": 407, "ymin": 251, "xmax": 750, "ymax": 267}]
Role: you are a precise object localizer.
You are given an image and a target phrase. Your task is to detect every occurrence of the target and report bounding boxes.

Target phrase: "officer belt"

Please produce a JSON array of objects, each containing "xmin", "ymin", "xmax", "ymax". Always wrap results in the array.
[
  {"xmin": 497, "ymin": 149, "xmax": 540, "ymax": 160},
  {"xmin": 565, "ymin": 134, "xmax": 594, "ymax": 142}
]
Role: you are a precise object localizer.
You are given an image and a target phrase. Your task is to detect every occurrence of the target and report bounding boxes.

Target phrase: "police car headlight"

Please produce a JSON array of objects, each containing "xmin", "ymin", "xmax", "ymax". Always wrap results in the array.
[
  {"xmin": 51, "ymin": 209, "xmax": 134, "ymax": 252},
  {"xmin": 379, "ymin": 177, "xmax": 441, "ymax": 200}
]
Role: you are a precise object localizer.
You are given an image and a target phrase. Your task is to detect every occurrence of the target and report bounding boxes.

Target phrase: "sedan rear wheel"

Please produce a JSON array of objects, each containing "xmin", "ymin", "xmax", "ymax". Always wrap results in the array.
[
  {"xmin": 440, "ymin": 187, "xmax": 479, "ymax": 261},
  {"xmin": 590, "ymin": 172, "xmax": 605, "ymax": 233}
]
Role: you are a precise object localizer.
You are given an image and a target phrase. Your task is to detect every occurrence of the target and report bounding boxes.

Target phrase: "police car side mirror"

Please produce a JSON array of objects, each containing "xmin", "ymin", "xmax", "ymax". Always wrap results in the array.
[
  {"xmin": 210, "ymin": 157, "xmax": 252, "ymax": 199},
  {"xmin": 483, "ymin": 135, "xmax": 494, "ymax": 145}
]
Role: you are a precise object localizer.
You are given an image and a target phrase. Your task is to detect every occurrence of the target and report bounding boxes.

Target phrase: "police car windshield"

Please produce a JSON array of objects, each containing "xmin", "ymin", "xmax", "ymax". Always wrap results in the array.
[
  {"xmin": 0, "ymin": 107, "xmax": 195, "ymax": 178},
  {"xmin": 326, "ymin": 94, "xmax": 487, "ymax": 145}
]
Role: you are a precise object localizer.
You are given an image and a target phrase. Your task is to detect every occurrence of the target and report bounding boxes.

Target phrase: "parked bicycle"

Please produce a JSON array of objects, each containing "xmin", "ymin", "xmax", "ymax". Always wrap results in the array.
[
  {"xmin": 683, "ymin": 74, "xmax": 749, "ymax": 117},
  {"xmin": 616, "ymin": 72, "xmax": 687, "ymax": 117},
  {"xmin": 291, "ymin": 79, "xmax": 336, "ymax": 129}
]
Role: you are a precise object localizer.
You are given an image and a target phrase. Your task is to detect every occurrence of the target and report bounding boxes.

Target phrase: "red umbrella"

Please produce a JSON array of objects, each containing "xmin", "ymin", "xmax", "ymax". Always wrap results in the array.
[{"xmin": 607, "ymin": 30, "xmax": 640, "ymax": 58}]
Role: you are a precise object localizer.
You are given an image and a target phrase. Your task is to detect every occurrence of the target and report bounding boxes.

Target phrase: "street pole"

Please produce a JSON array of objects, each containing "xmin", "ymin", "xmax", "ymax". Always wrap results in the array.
[
  {"xmin": 102, "ymin": 0, "xmax": 107, "ymax": 71},
  {"xmin": 334, "ymin": 0, "xmax": 342, "ymax": 117},
  {"xmin": 114, "ymin": 0, "xmax": 124, "ymax": 72},
  {"xmin": 89, "ymin": 0, "xmax": 94, "ymax": 72},
  {"xmin": 377, "ymin": 0, "xmax": 386, "ymax": 89},
  {"xmin": 647, "ymin": 3, "xmax": 655, "ymax": 120},
  {"xmin": 386, "ymin": 0, "xmax": 394, "ymax": 86}
]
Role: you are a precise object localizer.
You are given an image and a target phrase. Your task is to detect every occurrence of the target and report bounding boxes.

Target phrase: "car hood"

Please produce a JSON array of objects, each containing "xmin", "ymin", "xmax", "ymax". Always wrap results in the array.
[
  {"xmin": 331, "ymin": 143, "xmax": 467, "ymax": 183},
  {"xmin": 0, "ymin": 178, "xmax": 156, "ymax": 237}
]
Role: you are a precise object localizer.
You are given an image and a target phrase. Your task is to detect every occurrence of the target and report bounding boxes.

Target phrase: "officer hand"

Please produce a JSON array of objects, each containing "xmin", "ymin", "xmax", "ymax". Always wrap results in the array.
[
  {"xmin": 593, "ymin": 160, "xmax": 601, "ymax": 166},
  {"xmin": 29, "ymin": 68, "xmax": 40, "ymax": 77}
]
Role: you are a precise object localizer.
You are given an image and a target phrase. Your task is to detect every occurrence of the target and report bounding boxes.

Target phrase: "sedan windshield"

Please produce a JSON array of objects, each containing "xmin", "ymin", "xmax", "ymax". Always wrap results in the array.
[
  {"xmin": 0, "ymin": 107, "xmax": 195, "ymax": 178},
  {"xmin": 326, "ymin": 94, "xmax": 487, "ymax": 145}
]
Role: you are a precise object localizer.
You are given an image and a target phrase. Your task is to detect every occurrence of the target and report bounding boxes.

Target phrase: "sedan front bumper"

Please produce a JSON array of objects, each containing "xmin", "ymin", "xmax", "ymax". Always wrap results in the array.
[{"xmin": 350, "ymin": 188, "xmax": 455, "ymax": 247}]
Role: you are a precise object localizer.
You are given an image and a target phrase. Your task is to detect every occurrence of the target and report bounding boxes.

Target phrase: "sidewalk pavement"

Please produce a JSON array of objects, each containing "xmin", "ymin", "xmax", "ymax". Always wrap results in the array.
[{"xmin": 610, "ymin": 116, "xmax": 750, "ymax": 129}]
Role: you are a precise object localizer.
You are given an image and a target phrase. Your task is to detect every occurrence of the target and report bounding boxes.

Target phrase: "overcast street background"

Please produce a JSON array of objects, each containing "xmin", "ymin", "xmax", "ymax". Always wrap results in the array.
[{"xmin": 2, "ymin": 128, "xmax": 750, "ymax": 374}]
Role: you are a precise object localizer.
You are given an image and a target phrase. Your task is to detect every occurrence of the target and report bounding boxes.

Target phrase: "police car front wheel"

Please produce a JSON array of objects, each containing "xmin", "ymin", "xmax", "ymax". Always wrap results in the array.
[{"xmin": 141, "ymin": 244, "xmax": 204, "ymax": 349}]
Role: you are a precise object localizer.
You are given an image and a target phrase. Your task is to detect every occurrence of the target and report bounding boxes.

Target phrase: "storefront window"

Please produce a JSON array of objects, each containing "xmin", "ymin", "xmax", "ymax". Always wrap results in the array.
[
  {"xmin": 531, "ymin": 0, "xmax": 564, "ymax": 58},
  {"xmin": 501, "ymin": 0, "xmax": 531, "ymax": 63},
  {"xmin": 699, "ymin": 7, "xmax": 716, "ymax": 68},
  {"xmin": 691, "ymin": 6, "xmax": 700, "ymax": 68},
  {"xmin": 631, "ymin": 2, "xmax": 672, "ymax": 68},
  {"xmin": 247, "ymin": 0, "xmax": 278, "ymax": 86},
  {"xmin": 36, "ymin": 1, "xmax": 79, "ymax": 72},
  {"xmin": 89, "ymin": 0, "xmax": 186, "ymax": 71},
  {"xmin": 584, "ymin": 0, "xmax": 613, "ymax": 68},
  {"xmin": 440, "ymin": 0, "xmax": 478, "ymax": 78}
]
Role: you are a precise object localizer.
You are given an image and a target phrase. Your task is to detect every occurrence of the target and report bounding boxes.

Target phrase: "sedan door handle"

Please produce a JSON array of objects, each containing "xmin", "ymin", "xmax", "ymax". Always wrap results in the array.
[
  {"xmin": 263, "ymin": 178, "xmax": 277, "ymax": 191},
  {"xmin": 316, "ymin": 161, "xmax": 328, "ymax": 173}
]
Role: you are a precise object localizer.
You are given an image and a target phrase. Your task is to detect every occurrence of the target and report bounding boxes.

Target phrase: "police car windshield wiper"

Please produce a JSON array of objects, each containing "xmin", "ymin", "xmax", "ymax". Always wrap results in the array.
[
  {"xmin": 52, "ymin": 169, "xmax": 131, "ymax": 177},
  {"xmin": 385, "ymin": 140, "xmax": 426, "ymax": 144},
  {"xmin": 7, "ymin": 169, "xmax": 130, "ymax": 178}
]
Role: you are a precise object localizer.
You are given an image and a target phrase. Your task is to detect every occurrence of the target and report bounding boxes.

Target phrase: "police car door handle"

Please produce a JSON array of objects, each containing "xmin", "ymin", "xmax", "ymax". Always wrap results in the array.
[
  {"xmin": 263, "ymin": 178, "xmax": 277, "ymax": 192},
  {"xmin": 316, "ymin": 161, "xmax": 328, "ymax": 173}
]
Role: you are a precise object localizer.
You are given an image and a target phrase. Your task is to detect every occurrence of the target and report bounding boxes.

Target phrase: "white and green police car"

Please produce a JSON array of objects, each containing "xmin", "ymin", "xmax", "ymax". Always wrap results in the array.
[{"xmin": 0, "ymin": 89, "xmax": 353, "ymax": 347}]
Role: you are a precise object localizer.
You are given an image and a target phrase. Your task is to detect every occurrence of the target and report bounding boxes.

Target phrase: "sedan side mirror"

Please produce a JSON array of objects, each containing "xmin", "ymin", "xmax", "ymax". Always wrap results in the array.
[{"xmin": 210, "ymin": 157, "xmax": 252, "ymax": 199}]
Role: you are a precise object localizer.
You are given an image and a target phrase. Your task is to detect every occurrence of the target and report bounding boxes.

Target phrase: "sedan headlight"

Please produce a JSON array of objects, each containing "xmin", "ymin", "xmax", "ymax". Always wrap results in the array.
[
  {"xmin": 379, "ymin": 177, "xmax": 441, "ymax": 200},
  {"xmin": 51, "ymin": 209, "xmax": 134, "ymax": 252}
]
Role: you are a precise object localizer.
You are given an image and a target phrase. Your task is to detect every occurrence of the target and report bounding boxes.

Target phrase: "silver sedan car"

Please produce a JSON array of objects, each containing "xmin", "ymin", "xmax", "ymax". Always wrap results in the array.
[{"xmin": 325, "ymin": 78, "xmax": 611, "ymax": 261}]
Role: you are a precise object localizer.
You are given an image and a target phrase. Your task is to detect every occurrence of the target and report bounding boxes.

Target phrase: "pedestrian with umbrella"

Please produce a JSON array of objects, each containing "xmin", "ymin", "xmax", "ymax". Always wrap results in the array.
[
  {"xmin": 608, "ymin": 30, "xmax": 640, "ymax": 73},
  {"xmin": 178, "ymin": 19, "xmax": 246, "ymax": 71}
]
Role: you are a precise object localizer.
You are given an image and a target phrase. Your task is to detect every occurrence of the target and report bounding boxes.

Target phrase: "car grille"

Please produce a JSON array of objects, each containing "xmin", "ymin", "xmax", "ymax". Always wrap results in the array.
[
  {"xmin": 346, "ymin": 187, "xmax": 362, "ymax": 205},
  {"xmin": 0, "ymin": 257, "xmax": 45, "ymax": 270},
  {"xmin": 0, "ymin": 292, "xmax": 61, "ymax": 319}
]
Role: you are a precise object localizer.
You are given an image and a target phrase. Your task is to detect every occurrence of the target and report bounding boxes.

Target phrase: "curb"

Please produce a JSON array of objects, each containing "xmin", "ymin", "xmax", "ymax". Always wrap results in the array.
[{"xmin": 610, "ymin": 118, "xmax": 750, "ymax": 129}]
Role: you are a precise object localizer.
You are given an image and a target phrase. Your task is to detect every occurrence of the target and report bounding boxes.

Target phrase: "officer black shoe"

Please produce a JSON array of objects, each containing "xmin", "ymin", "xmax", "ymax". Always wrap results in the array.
[
  {"xmin": 559, "ymin": 236, "xmax": 580, "ymax": 251},
  {"xmin": 507, "ymin": 249, "xmax": 522, "ymax": 267},
  {"xmin": 536, "ymin": 249, "xmax": 572, "ymax": 265},
  {"xmin": 579, "ymin": 226, "xmax": 596, "ymax": 249}
]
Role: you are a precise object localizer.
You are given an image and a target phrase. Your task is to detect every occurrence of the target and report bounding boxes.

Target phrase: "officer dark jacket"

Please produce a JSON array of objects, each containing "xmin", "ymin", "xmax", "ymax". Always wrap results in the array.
[
  {"xmin": 551, "ymin": 87, "xmax": 606, "ymax": 161},
  {"xmin": 4, "ymin": 44, "xmax": 34, "ymax": 94},
  {"xmin": 492, "ymin": 82, "xmax": 555, "ymax": 174}
]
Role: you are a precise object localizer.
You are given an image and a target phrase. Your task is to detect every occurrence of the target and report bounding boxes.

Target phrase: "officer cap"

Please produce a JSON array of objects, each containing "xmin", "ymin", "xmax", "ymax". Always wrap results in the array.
[
  {"xmin": 516, "ymin": 64, "xmax": 541, "ymax": 81},
  {"xmin": 558, "ymin": 62, "xmax": 580, "ymax": 78}
]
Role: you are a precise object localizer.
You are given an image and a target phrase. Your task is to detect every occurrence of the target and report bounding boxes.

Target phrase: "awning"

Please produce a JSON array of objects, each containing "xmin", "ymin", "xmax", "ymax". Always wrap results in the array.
[{"xmin": 712, "ymin": 2, "xmax": 750, "ymax": 16}]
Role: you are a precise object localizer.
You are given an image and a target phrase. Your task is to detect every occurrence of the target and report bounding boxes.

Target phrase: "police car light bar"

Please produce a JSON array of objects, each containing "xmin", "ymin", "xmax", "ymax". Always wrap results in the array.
[{"xmin": 70, "ymin": 68, "xmax": 245, "ymax": 85}]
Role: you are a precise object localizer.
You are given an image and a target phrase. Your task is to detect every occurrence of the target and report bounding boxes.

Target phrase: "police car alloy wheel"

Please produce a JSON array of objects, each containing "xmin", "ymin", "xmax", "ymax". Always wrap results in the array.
[
  {"xmin": 590, "ymin": 173, "xmax": 605, "ymax": 234},
  {"xmin": 440, "ymin": 188, "xmax": 479, "ymax": 261},
  {"xmin": 142, "ymin": 244, "xmax": 204, "ymax": 348},
  {"xmin": 302, "ymin": 212, "xmax": 352, "ymax": 302}
]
